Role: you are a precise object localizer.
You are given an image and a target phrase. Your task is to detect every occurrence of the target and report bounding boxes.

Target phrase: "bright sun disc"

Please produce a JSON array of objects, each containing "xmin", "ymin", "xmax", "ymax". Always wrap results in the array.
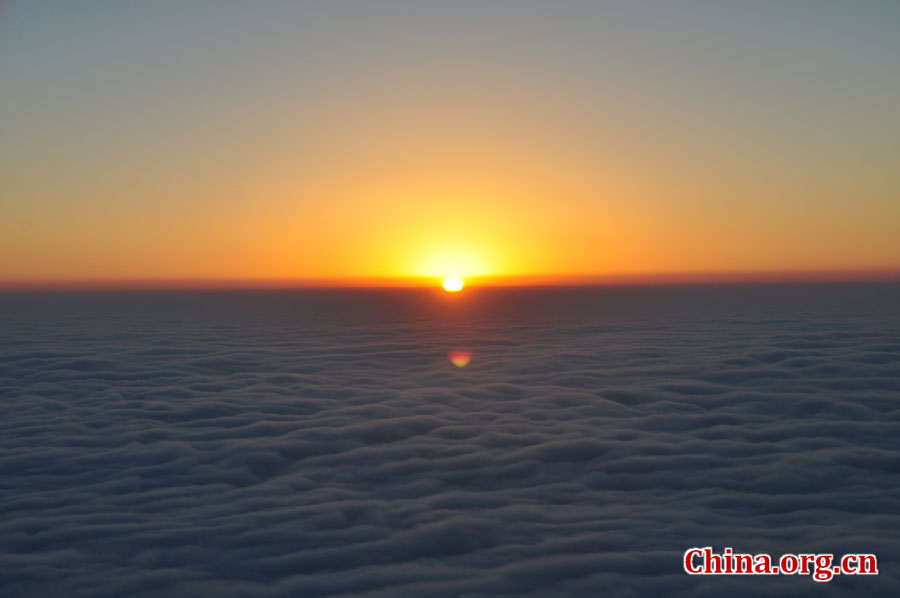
[{"xmin": 442, "ymin": 276, "xmax": 464, "ymax": 292}]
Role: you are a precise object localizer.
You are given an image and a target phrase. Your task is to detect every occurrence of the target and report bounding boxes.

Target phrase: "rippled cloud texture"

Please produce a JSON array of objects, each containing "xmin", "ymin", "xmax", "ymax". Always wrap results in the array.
[{"xmin": 1, "ymin": 285, "xmax": 899, "ymax": 596}]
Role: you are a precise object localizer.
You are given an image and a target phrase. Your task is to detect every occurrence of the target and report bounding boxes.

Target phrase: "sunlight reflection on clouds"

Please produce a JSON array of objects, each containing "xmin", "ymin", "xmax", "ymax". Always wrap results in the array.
[{"xmin": 448, "ymin": 350, "xmax": 473, "ymax": 367}]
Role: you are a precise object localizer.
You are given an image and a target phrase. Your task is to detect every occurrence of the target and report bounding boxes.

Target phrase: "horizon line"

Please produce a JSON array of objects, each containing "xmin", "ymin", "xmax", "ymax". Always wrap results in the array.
[{"xmin": 2, "ymin": 269, "xmax": 899, "ymax": 291}]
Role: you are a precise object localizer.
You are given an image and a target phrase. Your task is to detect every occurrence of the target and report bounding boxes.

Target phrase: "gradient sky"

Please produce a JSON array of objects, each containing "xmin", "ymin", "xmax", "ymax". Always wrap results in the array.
[{"xmin": 2, "ymin": 1, "xmax": 899, "ymax": 285}]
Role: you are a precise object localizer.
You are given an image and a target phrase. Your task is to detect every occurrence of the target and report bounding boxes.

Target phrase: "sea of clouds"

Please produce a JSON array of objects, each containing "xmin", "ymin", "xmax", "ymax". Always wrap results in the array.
[{"xmin": 1, "ymin": 284, "xmax": 898, "ymax": 596}]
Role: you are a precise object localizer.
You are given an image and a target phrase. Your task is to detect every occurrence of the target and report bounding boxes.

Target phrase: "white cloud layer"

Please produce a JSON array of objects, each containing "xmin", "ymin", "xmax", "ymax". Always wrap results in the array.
[{"xmin": 1, "ymin": 285, "xmax": 898, "ymax": 596}]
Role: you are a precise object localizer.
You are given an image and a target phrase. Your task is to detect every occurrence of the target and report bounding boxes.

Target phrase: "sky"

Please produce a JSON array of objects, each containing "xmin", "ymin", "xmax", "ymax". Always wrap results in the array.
[{"xmin": 1, "ymin": 1, "xmax": 899, "ymax": 286}]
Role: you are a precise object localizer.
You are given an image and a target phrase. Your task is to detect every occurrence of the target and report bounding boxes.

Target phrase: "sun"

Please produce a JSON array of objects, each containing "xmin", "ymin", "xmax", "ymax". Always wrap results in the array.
[{"xmin": 442, "ymin": 276, "xmax": 464, "ymax": 292}]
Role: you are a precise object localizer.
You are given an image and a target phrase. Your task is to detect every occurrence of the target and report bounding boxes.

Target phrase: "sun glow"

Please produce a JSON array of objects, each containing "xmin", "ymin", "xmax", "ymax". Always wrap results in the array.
[{"xmin": 442, "ymin": 276, "xmax": 464, "ymax": 292}]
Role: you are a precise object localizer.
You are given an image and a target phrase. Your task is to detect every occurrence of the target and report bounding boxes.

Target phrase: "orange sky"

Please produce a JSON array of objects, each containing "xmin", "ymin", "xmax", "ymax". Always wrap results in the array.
[{"xmin": 2, "ymin": 3, "xmax": 899, "ymax": 287}]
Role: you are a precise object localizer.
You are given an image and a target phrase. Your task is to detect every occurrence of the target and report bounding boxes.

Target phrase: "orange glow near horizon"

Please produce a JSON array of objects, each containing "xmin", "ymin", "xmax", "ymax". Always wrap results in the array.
[
  {"xmin": 4, "ymin": 158, "xmax": 898, "ymax": 286},
  {"xmin": 3, "ymin": 269, "xmax": 900, "ymax": 291}
]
